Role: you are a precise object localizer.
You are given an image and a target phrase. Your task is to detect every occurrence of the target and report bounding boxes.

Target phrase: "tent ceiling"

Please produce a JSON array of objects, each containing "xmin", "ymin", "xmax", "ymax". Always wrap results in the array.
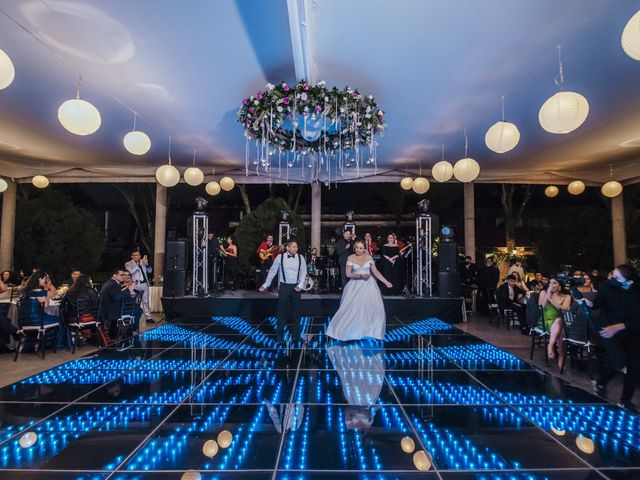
[{"xmin": 0, "ymin": 0, "xmax": 639, "ymax": 184}]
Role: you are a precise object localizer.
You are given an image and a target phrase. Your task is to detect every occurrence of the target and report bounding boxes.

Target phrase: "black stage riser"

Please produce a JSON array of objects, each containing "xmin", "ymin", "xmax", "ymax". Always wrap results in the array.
[{"xmin": 162, "ymin": 296, "xmax": 464, "ymax": 324}]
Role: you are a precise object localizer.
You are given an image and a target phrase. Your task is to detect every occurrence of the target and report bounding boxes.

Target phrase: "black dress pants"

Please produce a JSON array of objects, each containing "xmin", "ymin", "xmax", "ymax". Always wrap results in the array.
[
  {"xmin": 277, "ymin": 283, "xmax": 301, "ymax": 342},
  {"xmin": 597, "ymin": 332, "xmax": 640, "ymax": 403}
]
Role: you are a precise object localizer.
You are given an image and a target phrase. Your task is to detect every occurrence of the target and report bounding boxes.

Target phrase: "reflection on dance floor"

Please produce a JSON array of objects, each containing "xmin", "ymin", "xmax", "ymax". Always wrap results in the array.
[{"xmin": 0, "ymin": 316, "xmax": 638, "ymax": 479}]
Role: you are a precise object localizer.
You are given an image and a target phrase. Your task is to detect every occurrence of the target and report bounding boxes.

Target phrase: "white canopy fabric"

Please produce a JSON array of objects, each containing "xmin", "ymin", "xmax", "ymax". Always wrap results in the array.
[{"xmin": 1, "ymin": 0, "xmax": 639, "ymax": 185}]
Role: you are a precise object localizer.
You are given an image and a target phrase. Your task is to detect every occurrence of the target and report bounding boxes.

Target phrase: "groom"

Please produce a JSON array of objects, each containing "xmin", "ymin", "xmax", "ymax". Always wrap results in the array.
[{"xmin": 259, "ymin": 239, "xmax": 307, "ymax": 345}]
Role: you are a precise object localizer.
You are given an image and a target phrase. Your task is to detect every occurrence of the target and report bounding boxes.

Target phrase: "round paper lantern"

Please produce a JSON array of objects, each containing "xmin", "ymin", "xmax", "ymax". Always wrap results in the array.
[
  {"xmin": 400, "ymin": 436, "xmax": 415, "ymax": 453},
  {"xmin": 123, "ymin": 131, "xmax": 151, "ymax": 155},
  {"xmin": 0, "ymin": 48, "xmax": 15, "ymax": 90},
  {"xmin": 155, "ymin": 164, "xmax": 180, "ymax": 187},
  {"xmin": 0, "ymin": 178, "xmax": 8, "ymax": 193},
  {"xmin": 219, "ymin": 176, "xmax": 235, "ymax": 191},
  {"xmin": 485, "ymin": 121, "xmax": 521, "ymax": 153},
  {"xmin": 453, "ymin": 158, "xmax": 480, "ymax": 182},
  {"xmin": 601, "ymin": 181, "xmax": 623, "ymax": 198},
  {"xmin": 539, "ymin": 91, "xmax": 589, "ymax": 134},
  {"xmin": 32, "ymin": 175, "xmax": 49, "ymax": 189},
  {"xmin": 545, "ymin": 185, "xmax": 559, "ymax": 198},
  {"xmin": 181, "ymin": 471, "xmax": 201, "ymax": 480},
  {"xmin": 413, "ymin": 450, "xmax": 432, "ymax": 471},
  {"xmin": 621, "ymin": 9, "xmax": 640, "ymax": 61},
  {"xmin": 551, "ymin": 425, "xmax": 566, "ymax": 436},
  {"xmin": 400, "ymin": 177, "xmax": 414, "ymax": 190},
  {"xmin": 576, "ymin": 435, "xmax": 595, "ymax": 454},
  {"xmin": 184, "ymin": 167, "xmax": 204, "ymax": 186},
  {"xmin": 217, "ymin": 430, "xmax": 233, "ymax": 448},
  {"xmin": 567, "ymin": 180, "xmax": 586, "ymax": 195},
  {"xmin": 19, "ymin": 432, "xmax": 37, "ymax": 448},
  {"xmin": 431, "ymin": 161, "xmax": 453, "ymax": 182},
  {"xmin": 202, "ymin": 439, "xmax": 219, "ymax": 458},
  {"xmin": 58, "ymin": 98, "xmax": 102, "ymax": 135},
  {"xmin": 206, "ymin": 181, "xmax": 221, "ymax": 196},
  {"xmin": 412, "ymin": 176, "xmax": 430, "ymax": 194}
]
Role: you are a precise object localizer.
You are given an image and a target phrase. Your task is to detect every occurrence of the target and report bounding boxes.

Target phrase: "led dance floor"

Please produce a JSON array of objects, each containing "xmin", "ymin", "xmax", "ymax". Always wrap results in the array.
[{"xmin": 0, "ymin": 315, "xmax": 638, "ymax": 480}]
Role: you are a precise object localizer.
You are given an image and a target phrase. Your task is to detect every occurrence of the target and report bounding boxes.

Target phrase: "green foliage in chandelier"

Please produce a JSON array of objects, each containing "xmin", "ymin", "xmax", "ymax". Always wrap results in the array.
[{"xmin": 237, "ymin": 79, "xmax": 386, "ymax": 153}]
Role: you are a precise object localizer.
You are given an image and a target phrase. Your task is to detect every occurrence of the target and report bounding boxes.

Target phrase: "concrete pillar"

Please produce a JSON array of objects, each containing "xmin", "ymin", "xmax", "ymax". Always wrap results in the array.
[
  {"xmin": 463, "ymin": 182, "xmax": 476, "ymax": 262},
  {"xmin": 311, "ymin": 182, "xmax": 321, "ymax": 250},
  {"xmin": 0, "ymin": 179, "xmax": 17, "ymax": 271},
  {"xmin": 153, "ymin": 184, "xmax": 167, "ymax": 285},
  {"xmin": 611, "ymin": 193, "xmax": 627, "ymax": 266}
]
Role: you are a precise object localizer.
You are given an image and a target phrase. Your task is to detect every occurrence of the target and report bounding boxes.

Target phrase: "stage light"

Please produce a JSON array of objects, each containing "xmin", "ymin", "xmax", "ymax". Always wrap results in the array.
[
  {"xmin": 401, "ymin": 436, "xmax": 415, "ymax": 453},
  {"xmin": 202, "ymin": 439, "xmax": 219, "ymax": 458},
  {"xmin": 417, "ymin": 199, "xmax": 430, "ymax": 214},
  {"xmin": 440, "ymin": 225, "xmax": 454, "ymax": 241},
  {"xmin": 217, "ymin": 430, "xmax": 233, "ymax": 448},
  {"xmin": 194, "ymin": 196, "xmax": 208, "ymax": 212}
]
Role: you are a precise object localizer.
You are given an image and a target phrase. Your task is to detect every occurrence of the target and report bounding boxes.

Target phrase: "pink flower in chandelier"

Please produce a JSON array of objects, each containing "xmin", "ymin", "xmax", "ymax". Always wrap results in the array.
[
  {"xmin": 282, "ymin": 82, "xmax": 290, "ymax": 91},
  {"xmin": 248, "ymin": 107, "xmax": 254, "ymax": 113},
  {"xmin": 242, "ymin": 99, "xmax": 248, "ymax": 105},
  {"xmin": 256, "ymin": 92, "xmax": 263, "ymax": 100},
  {"xmin": 315, "ymin": 105, "xmax": 322, "ymax": 112},
  {"xmin": 283, "ymin": 98, "xmax": 290, "ymax": 105},
  {"xmin": 303, "ymin": 83, "xmax": 309, "ymax": 90}
]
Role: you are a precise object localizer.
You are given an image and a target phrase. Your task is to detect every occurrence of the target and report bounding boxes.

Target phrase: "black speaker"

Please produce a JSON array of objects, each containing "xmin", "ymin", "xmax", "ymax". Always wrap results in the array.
[
  {"xmin": 166, "ymin": 240, "xmax": 187, "ymax": 271},
  {"xmin": 164, "ymin": 270, "xmax": 186, "ymax": 297},
  {"xmin": 438, "ymin": 271, "xmax": 460, "ymax": 298},
  {"xmin": 438, "ymin": 242, "xmax": 458, "ymax": 272}
]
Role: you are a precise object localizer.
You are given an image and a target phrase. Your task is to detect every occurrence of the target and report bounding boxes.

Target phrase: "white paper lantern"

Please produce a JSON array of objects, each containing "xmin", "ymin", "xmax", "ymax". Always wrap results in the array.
[
  {"xmin": 0, "ymin": 48, "xmax": 15, "ymax": 90},
  {"xmin": 413, "ymin": 450, "xmax": 432, "ymax": 471},
  {"xmin": 567, "ymin": 180, "xmax": 586, "ymax": 195},
  {"xmin": 155, "ymin": 164, "xmax": 180, "ymax": 187},
  {"xmin": 431, "ymin": 161, "xmax": 453, "ymax": 182},
  {"xmin": 202, "ymin": 439, "xmax": 219, "ymax": 458},
  {"xmin": 0, "ymin": 178, "xmax": 8, "ymax": 193},
  {"xmin": 217, "ymin": 430, "xmax": 233, "ymax": 448},
  {"xmin": 576, "ymin": 435, "xmax": 595, "ymax": 454},
  {"xmin": 412, "ymin": 176, "xmax": 430, "ymax": 194},
  {"xmin": 621, "ymin": 9, "xmax": 640, "ymax": 61},
  {"xmin": 19, "ymin": 432, "xmax": 37, "ymax": 448},
  {"xmin": 206, "ymin": 181, "xmax": 221, "ymax": 196},
  {"xmin": 544, "ymin": 185, "xmax": 559, "ymax": 198},
  {"xmin": 58, "ymin": 98, "xmax": 102, "ymax": 135},
  {"xmin": 400, "ymin": 177, "xmax": 414, "ymax": 190},
  {"xmin": 539, "ymin": 91, "xmax": 589, "ymax": 134},
  {"xmin": 219, "ymin": 176, "xmax": 235, "ymax": 191},
  {"xmin": 601, "ymin": 181, "xmax": 623, "ymax": 198},
  {"xmin": 32, "ymin": 175, "xmax": 49, "ymax": 189},
  {"xmin": 181, "ymin": 471, "xmax": 202, "ymax": 480},
  {"xmin": 485, "ymin": 121, "xmax": 521, "ymax": 153},
  {"xmin": 123, "ymin": 131, "xmax": 151, "ymax": 155},
  {"xmin": 184, "ymin": 167, "xmax": 204, "ymax": 186},
  {"xmin": 453, "ymin": 158, "xmax": 480, "ymax": 182},
  {"xmin": 400, "ymin": 436, "xmax": 415, "ymax": 453},
  {"xmin": 551, "ymin": 425, "xmax": 566, "ymax": 436}
]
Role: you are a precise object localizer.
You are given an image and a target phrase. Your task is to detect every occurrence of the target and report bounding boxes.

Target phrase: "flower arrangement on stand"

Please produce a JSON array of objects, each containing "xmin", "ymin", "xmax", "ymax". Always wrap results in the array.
[{"xmin": 237, "ymin": 80, "xmax": 386, "ymax": 182}]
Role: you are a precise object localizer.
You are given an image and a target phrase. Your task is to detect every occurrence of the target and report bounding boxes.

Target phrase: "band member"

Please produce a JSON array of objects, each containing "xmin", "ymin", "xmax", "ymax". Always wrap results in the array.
[
  {"xmin": 257, "ymin": 234, "xmax": 278, "ymax": 289},
  {"xmin": 220, "ymin": 236, "xmax": 239, "ymax": 290},
  {"xmin": 309, "ymin": 247, "xmax": 319, "ymax": 270},
  {"xmin": 363, "ymin": 233, "xmax": 378, "ymax": 256},
  {"xmin": 124, "ymin": 250, "xmax": 155, "ymax": 324},
  {"xmin": 336, "ymin": 230, "xmax": 353, "ymax": 289},
  {"xmin": 259, "ymin": 239, "xmax": 307, "ymax": 345}
]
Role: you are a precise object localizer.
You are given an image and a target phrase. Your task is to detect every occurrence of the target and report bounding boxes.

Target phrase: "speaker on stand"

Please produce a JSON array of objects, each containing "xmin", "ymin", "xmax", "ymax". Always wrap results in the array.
[
  {"xmin": 164, "ymin": 240, "xmax": 187, "ymax": 320},
  {"xmin": 437, "ymin": 237, "xmax": 460, "ymax": 298}
]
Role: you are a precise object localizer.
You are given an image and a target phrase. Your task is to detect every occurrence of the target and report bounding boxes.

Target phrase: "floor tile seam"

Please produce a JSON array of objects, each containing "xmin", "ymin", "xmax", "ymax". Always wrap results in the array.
[
  {"xmin": 0, "ymin": 326, "xmax": 193, "ymax": 449},
  {"xmin": 270, "ymin": 320, "xmax": 311, "ymax": 480},
  {"xmin": 104, "ymin": 322, "xmax": 263, "ymax": 479}
]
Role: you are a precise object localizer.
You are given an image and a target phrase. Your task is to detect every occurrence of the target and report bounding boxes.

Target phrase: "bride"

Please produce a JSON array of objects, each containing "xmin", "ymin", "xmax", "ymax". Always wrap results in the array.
[{"xmin": 326, "ymin": 240, "xmax": 392, "ymax": 341}]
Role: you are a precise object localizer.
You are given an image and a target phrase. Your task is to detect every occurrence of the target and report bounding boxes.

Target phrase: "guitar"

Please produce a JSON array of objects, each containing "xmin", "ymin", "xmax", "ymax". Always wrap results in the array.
[
  {"xmin": 259, "ymin": 245, "xmax": 279, "ymax": 261},
  {"xmin": 399, "ymin": 243, "xmax": 413, "ymax": 255}
]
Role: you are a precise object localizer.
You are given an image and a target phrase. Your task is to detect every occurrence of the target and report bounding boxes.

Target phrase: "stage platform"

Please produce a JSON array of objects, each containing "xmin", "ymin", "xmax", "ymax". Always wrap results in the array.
[
  {"xmin": 0, "ymin": 314, "xmax": 638, "ymax": 479},
  {"xmin": 162, "ymin": 291, "xmax": 466, "ymax": 324}
]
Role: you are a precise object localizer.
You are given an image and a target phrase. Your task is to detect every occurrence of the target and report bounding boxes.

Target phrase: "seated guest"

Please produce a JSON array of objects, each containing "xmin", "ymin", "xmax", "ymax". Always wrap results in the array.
[
  {"xmin": 0, "ymin": 270, "xmax": 13, "ymax": 288},
  {"xmin": 0, "ymin": 271, "xmax": 19, "ymax": 350},
  {"xmin": 578, "ymin": 273, "xmax": 597, "ymax": 294},
  {"xmin": 512, "ymin": 271, "xmax": 529, "ymax": 294},
  {"xmin": 497, "ymin": 274, "xmax": 526, "ymax": 326},
  {"xmin": 589, "ymin": 268, "xmax": 603, "ymax": 290},
  {"xmin": 20, "ymin": 270, "xmax": 59, "ymax": 328},
  {"xmin": 507, "ymin": 260, "xmax": 525, "ymax": 281},
  {"xmin": 460, "ymin": 256, "xmax": 478, "ymax": 286},
  {"xmin": 61, "ymin": 274, "xmax": 99, "ymax": 322},
  {"xmin": 99, "ymin": 269, "xmax": 127, "ymax": 336},
  {"xmin": 120, "ymin": 271, "xmax": 143, "ymax": 331},
  {"xmin": 527, "ymin": 272, "xmax": 545, "ymax": 292},
  {"xmin": 62, "ymin": 268, "xmax": 82, "ymax": 287},
  {"xmin": 539, "ymin": 277, "xmax": 572, "ymax": 369}
]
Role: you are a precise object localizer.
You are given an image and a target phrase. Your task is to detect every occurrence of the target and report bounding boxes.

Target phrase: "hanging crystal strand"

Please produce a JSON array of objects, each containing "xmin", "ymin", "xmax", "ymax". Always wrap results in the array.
[
  {"xmin": 278, "ymin": 149, "xmax": 282, "ymax": 178},
  {"xmin": 286, "ymin": 154, "xmax": 290, "ymax": 186},
  {"xmin": 356, "ymin": 144, "xmax": 360, "ymax": 178},
  {"xmin": 270, "ymin": 105, "xmax": 273, "ymax": 133},
  {"xmin": 245, "ymin": 137, "xmax": 249, "ymax": 176},
  {"xmin": 292, "ymin": 92, "xmax": 297, "ymax": 154},
  {"xmin": 255, "ymin": 139, "xmax": 260, "ymax": 176},
  {"xmin": 301, "ymin": 152, "xmax": 306, "ymax": 181},
  {"xmin": 303, "ymin": 112, "xmax": 307, "ymax": 139}
]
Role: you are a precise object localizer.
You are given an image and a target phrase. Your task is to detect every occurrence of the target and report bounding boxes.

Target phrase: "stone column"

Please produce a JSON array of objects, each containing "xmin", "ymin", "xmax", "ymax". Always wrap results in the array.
[
  {"xmin": 463, "ymin": 182, "xmax": 476, "ymax": 262},
  {"xmin": 0, "ymin": 179, "xmax": 17, "ymax": 271},
  {"xmin": 153, "ymin": 184, "xmax": 168, "ymax": 285},
  {"xmin": 611, "ymin": 193, "xmax": 627, "ymax": 265},
  {"xmin": 311, "ymin": 182, "xmax": 321, "ymax": 250}
]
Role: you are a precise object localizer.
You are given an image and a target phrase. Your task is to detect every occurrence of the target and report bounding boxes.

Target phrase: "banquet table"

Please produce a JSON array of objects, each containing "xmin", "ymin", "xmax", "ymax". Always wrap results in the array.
[{"xmin": 149, "ymin": 286, "xmax": 163, "ymax": 313}]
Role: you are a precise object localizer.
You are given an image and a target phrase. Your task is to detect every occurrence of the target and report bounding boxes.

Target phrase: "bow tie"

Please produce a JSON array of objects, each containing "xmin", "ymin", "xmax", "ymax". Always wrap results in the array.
[{"xmin": 287, "ymin": 254, "xmax": 295, "ymax": 258}]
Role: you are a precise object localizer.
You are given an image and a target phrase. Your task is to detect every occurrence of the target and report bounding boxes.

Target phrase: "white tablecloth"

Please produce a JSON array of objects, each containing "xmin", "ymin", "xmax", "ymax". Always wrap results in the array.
[{"xmin": 149, "ymin": 286, "xmax": 163, "ymax": 313}]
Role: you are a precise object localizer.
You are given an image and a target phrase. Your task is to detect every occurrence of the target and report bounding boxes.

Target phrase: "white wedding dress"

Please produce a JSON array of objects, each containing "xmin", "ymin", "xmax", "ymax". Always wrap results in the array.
[{"xmin": 325, "ymin": 259, "xmax": 386, "ymax": 340}]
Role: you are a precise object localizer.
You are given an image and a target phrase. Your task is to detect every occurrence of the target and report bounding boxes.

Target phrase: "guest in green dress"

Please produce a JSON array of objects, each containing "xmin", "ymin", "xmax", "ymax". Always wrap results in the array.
[{"xmin": 538, "ymin": 277, "xmax": 572, "ymax": 368}]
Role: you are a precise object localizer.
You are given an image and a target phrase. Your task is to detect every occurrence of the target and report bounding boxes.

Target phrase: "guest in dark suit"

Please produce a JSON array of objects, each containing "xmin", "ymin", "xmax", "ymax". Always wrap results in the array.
[
  {"xmin": 477, "ymin": 256, "xmax": 500, "ymax": 315},
  {"xmin": 497, "ymin": 274, "xmax": 526, "ymax": 325},
  {"xmin": 99, "ymin": 269, "xmax": 127, "ymax": 335},
  {"xmin": 460, "ymin": 256, "xmax": 478, "ymax": 285},
  {"xmin": 335, "ymin": 230, "xmax": 354, "ymax": 289}
]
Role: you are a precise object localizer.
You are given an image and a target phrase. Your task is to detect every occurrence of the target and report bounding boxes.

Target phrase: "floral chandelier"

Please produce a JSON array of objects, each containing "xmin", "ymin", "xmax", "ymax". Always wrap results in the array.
[{"xmin": 237, "ymin": 80, "xmax": 386, "ymax": 182}]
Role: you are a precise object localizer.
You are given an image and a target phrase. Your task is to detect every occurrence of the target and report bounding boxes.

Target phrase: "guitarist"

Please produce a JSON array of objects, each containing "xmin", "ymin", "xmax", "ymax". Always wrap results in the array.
[{"xmin": 256, "ymin": 234, "xmax": 278, "ymax": 290}]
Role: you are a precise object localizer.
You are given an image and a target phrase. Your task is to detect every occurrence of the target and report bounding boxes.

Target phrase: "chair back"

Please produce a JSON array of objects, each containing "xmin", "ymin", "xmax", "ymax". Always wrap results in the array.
[
  {"xmin": 564, "ymin": 308, "xmax": 589, "ymax": 345},
  {"xmin": 525, "ymin": 292, "xmax": 541, "ymax": 330},
  {"xmin": 77, "ymin": 296, "xmax": 101, "ymax": 323},
  {"xmin": 120, "ymin": 292, "xmax": 142, "ymax": 319},
  {"xmin": 17, "ymin": 297, "xmax": 44, "ymax": 328}
]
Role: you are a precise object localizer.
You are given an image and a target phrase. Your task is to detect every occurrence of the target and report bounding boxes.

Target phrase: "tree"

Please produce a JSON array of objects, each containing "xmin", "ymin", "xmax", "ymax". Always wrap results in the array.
[
  {"xmin": 536, "ymin": 205, "xmax": 612, "ymax": 274},
  {"xmin": 14, "ymin": 190, "xmax": 105, "ymax": 282},
  {"xmin": 498, "ymin": 184, "xmax": 534, "ymax": 251},
  {"xmin": 113, "ymin": 184, "xmax": 156, "ymax": 253}
]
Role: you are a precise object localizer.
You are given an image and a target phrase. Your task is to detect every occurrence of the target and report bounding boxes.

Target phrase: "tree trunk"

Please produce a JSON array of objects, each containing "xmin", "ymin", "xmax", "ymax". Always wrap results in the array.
[
  {"xmin": 499, "ymin": 184, "xmax": 534, "ymax": 253},
  {"xmin": 113, "ymin": 184, "xmax": 154, "ymax": 253},
  {"xmin": 238, "ymin": 185, "xmax": 251, "ymax": 215}
]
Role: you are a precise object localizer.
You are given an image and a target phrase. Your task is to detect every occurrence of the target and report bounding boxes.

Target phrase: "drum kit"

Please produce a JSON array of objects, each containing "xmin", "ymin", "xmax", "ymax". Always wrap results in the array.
[{"xmin": 301, "ymin": 256, "xmax": 340, "ymax": 293}]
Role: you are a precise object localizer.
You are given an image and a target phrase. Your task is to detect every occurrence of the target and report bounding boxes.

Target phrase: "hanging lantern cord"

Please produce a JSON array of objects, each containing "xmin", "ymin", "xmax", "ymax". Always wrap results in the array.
[
  {"xmin": 193, "ymin": 150, "xmax": 197, "ymax": 168},
  {"xmin": 464, "ymin": 128, "xmax": 468, "ymax": 158},
  {"xmin": 501, "ymin": 95, "xmax": 506, "ymax": 122},
  {"xmin": 168, "ymin": 136, "xmax": 172, "ymax": 165},
  {"xmin": 555, "ymin": 45, "xmax": 564, "ymax": 90},
  {"xmin": 76, "ymin": 74, "xmax": 82, "ymax": 100}
]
